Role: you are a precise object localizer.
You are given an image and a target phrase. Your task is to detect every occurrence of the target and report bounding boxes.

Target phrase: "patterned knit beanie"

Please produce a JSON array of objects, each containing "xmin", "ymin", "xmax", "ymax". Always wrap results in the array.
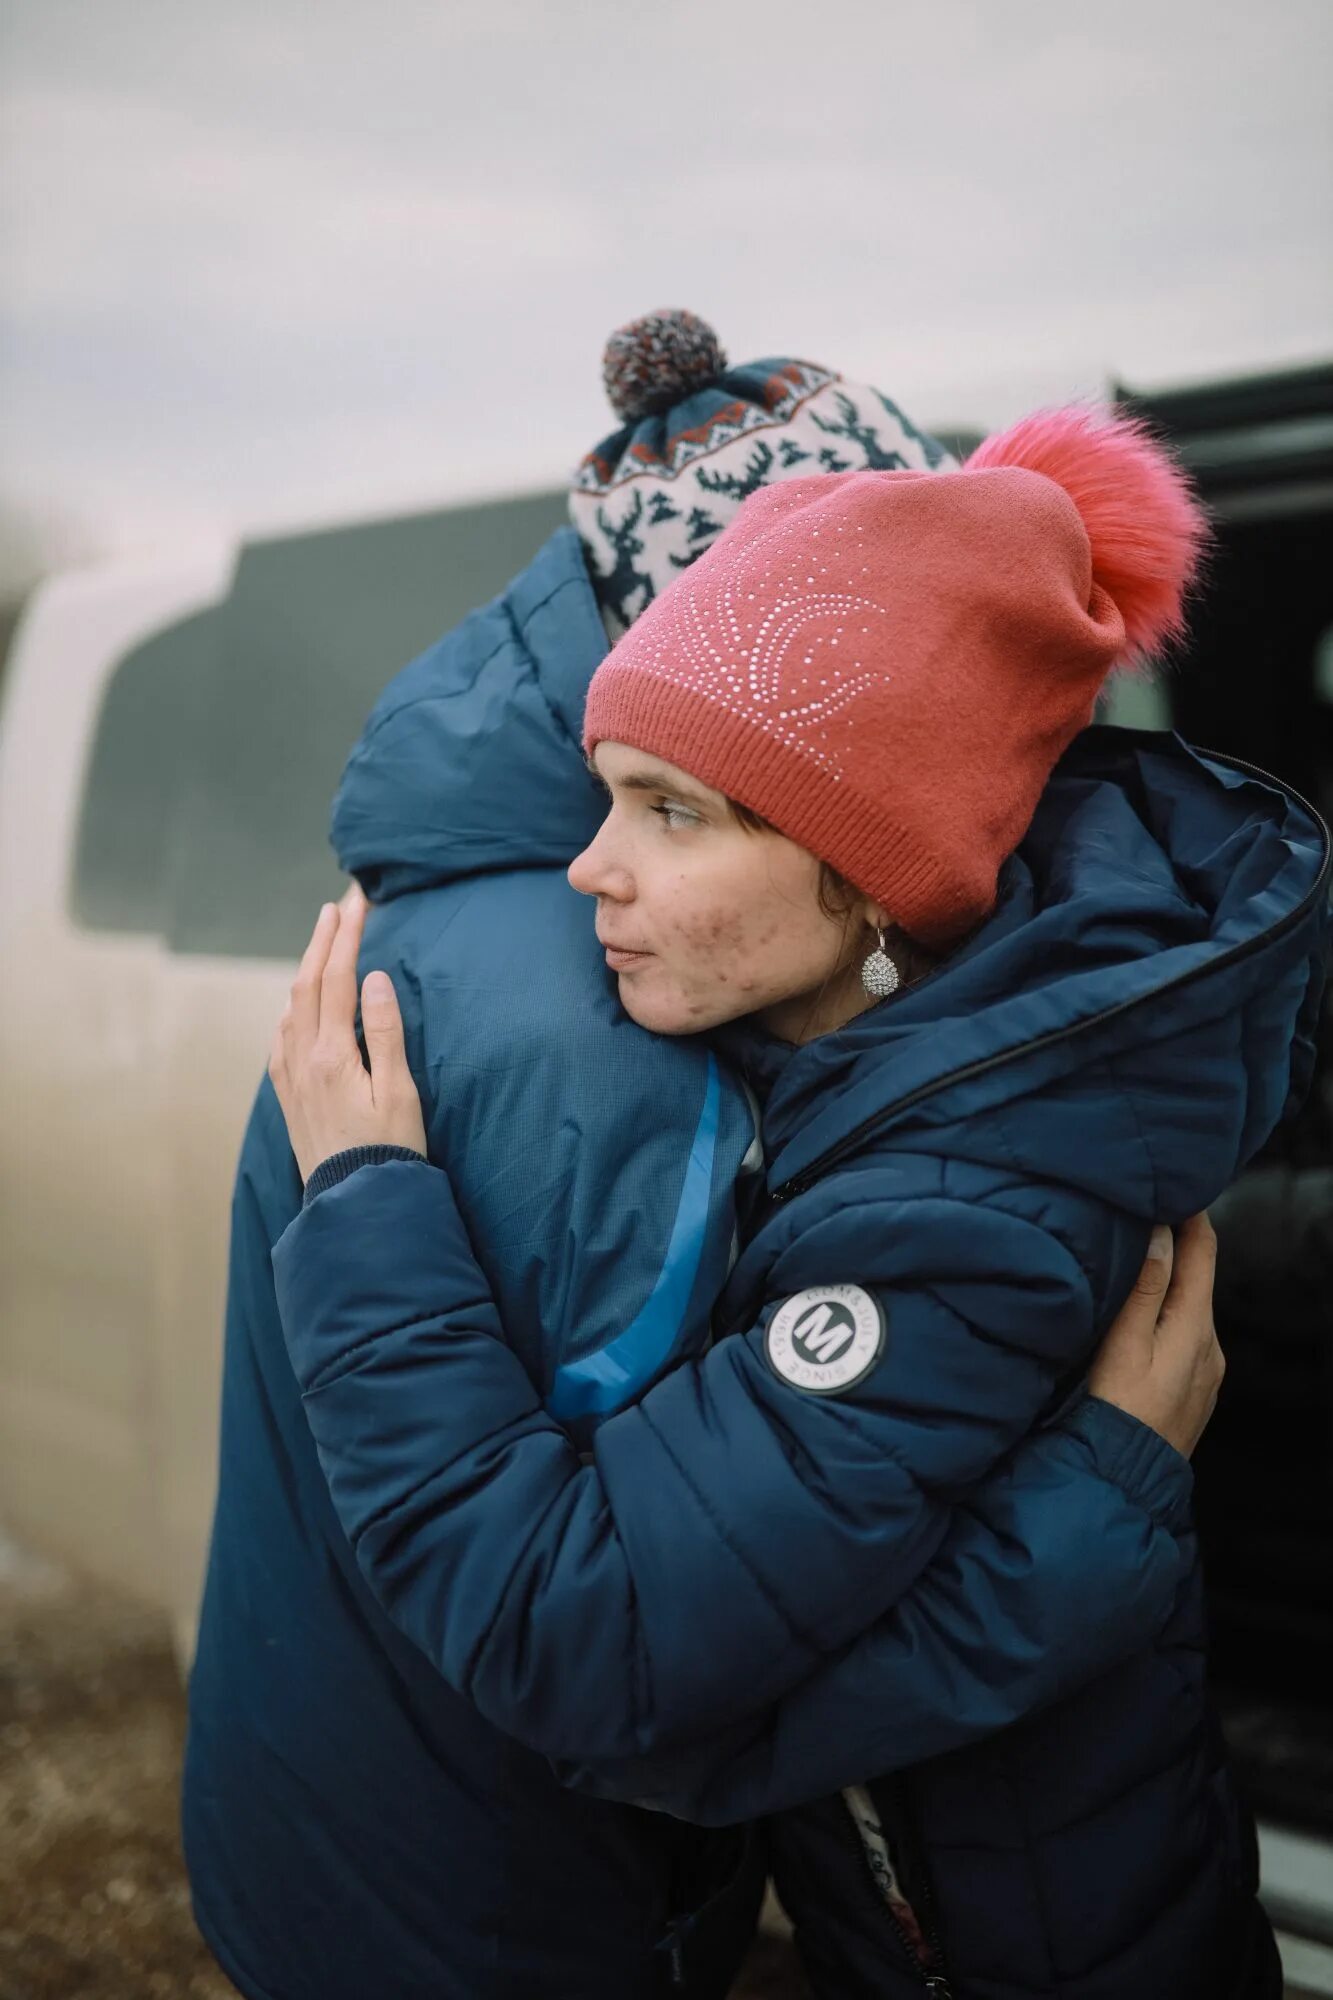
[
  {"xmin": 583, "ymin": 406, "xmax": 1208, "ymax": 949},
  {"xmin": 570, "ymin": 308, "xmax": 950, "ymax": 636}
]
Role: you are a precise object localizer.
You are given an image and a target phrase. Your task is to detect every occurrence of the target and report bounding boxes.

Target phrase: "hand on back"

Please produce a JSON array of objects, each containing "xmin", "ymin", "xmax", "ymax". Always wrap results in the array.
[
  {"xmin": 269, "ymin": 886, "xmax": 427, "ymax": 1185},
  {"xmin": 1089, "ymin": 1214, "xmax": 1224, "ymax": 1459}
]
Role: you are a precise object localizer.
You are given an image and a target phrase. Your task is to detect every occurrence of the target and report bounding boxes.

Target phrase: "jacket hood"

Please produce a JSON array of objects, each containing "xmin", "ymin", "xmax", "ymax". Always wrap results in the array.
[
  {"xmin": 738, "ymin": 728, "xmax": 1330, "ymax": 1224},
  {"xmin": 331, "ymin": 528, "xmax": 610, "ymax": 900}
]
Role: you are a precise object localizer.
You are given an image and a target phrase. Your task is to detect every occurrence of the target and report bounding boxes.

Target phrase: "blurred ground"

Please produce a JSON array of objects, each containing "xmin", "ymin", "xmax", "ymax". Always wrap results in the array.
[
  {"xmin": 2, "ymin": 1545, "xmax": 1320, "ymax": 2000},
  {"xmin": 0, "ymin": 1544, "xmax": 807, "ymax": 1999},
  {"xmin": 0, "ymin": 1547, "xmax": 232, "ymax": 1999}
]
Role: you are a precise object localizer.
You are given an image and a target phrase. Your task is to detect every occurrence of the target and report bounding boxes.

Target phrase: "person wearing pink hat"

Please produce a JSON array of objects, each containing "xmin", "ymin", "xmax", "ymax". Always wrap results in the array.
[
  {"xmin": 185, "ymin": 310, "xmax": 962, "ymax": 2000},
  {"xmin": 266, "ymin": 401, "xmax": 1327, "ymax": 1997}
]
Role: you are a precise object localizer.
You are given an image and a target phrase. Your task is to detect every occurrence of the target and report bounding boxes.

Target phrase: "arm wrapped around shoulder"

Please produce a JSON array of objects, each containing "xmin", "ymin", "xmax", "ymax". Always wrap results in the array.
[
  {"xmin": 559, "ymin": 1390, "xmax": 1193, "ymax": 1823},
  {"xmin": 274, "ymin": 1149, "xmax": 1155, "ymax": 1764}
]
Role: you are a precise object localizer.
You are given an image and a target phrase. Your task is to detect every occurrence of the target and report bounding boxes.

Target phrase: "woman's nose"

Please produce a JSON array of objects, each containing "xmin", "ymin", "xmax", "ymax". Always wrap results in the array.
[{"xmin": 567, "ymin": 827, "xmax": 633, "ymax": 902}]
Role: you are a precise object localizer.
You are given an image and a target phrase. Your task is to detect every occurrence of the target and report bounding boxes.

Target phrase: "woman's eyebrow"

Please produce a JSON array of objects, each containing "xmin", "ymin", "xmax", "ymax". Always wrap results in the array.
[
  {"xmin": 584, "ymin": 754, "xmax": 712, "ymax": 808},
  {"xmin": 618, "ymin": 769, "xmax": 714, "ymax": 807}
]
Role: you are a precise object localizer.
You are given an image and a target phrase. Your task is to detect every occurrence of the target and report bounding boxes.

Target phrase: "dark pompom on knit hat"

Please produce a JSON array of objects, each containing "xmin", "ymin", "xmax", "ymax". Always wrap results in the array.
[
  {"xmin": 569, "ymin": 308, "xmax": 950, "ymax": 636},
  {"xmin": 601, "ymin": 309, "xmax": 728, "ymax": 422}
]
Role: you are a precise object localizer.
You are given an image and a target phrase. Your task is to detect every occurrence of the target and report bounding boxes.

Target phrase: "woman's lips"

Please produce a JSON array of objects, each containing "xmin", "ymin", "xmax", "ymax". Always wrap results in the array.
[{"xmin": 604, "ymin": 947, "xmax": 654, "ymax": 972}]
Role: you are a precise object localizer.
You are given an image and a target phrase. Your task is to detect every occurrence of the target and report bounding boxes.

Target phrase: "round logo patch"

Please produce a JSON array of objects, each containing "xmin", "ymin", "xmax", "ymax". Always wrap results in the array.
[{"xmin": 764, "ymin": 1284, "xmax": 886, "ymax": 1396}]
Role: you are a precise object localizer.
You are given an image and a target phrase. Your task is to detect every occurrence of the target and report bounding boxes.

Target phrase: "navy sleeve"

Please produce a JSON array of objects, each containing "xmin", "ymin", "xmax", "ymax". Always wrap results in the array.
[
  {"xmin": 557, "ymin": 1395, "xmax": 1192, "ymax": 1821},
  {"xmin": 304, "ymin": 1145, "xmax": 426, "ymax": 1205},
  {"xmin": 273, "ymin": 1153, "xmax": 1190, "ymax": 1766}
]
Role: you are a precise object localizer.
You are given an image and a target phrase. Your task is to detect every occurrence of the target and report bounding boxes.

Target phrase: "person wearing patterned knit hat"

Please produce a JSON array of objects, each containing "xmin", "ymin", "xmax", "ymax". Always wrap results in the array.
[
  {"xmin": 187, "ymin": 309, "xmax": 969, "ymax": 2000},
  {"xmin": 264, "ymin": 392, "xmax": 1326, "ymax": 2000},
  {"xmin": 572, "ymin": 309, "xmax": 950, "ymax": 634}
]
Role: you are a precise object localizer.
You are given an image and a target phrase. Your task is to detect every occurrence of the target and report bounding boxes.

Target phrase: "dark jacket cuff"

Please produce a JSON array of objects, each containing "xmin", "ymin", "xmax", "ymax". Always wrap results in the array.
[
  {"xmin": 1065, "ymin": 1393, "xmax": 1195, "ymax": 1533},
  {"xmin": 303, "ymin": 1145, "xmax": 427, "ymax": 1206}
]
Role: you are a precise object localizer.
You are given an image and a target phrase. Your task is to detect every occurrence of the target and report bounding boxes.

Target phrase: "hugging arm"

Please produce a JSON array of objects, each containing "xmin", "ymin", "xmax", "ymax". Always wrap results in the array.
[
  {"xmin": 273, "ymin": 1152, "xmax": 1193, "ymax": 1770},
  {"xmin": 557, "ymin": 1396, "xmax": 1186, "ymax": 1822}
]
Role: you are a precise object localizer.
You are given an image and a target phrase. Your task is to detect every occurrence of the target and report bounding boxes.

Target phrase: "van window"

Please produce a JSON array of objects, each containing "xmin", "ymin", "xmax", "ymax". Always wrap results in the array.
[
  {"xmin": 70, "ymin": 607, "xmax": 219, "ymax": 936},
  {"xmin": 71, "ymin": 490, "xmax": 566, "ymax": 958}
]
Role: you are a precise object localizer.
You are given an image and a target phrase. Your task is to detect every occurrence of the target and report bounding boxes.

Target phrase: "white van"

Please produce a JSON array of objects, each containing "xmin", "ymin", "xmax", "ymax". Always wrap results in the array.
[{"xmin": 0, "ymin": 487, "xmax": 564, "ymax": 1649}]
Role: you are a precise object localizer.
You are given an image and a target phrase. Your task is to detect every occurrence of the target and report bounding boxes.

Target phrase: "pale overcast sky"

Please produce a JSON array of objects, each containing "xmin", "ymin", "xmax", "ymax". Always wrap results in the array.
[{"xmin": 1, "ymin": 0, "xmax": 1329, "ymax": 562}]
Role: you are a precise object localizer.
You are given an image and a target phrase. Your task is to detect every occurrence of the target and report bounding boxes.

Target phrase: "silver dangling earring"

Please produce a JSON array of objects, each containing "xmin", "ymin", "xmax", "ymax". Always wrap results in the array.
[{"xmin": 861, "ymin": 926, "xmax": 900, "ymax": 1000}]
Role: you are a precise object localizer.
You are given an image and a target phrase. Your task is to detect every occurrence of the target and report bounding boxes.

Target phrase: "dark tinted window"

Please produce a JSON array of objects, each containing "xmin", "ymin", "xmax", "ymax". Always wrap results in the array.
[
  {"xmin": 70, "ymin": 607, "xmax": 219, "ymax": 935},
  {"xmin": 71, "ymin": 490, "xmax": 565, "ymax": 957}
]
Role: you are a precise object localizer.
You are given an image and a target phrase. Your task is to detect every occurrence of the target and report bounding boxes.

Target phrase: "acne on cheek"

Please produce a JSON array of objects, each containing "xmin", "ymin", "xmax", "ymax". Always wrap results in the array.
[
  {"xmin": 740, "ymin": 916, "xmax": 784, "ymax": 988},
  {"xmin": 680, "ymin": 906, "xmax": 753, "ymax": 953},
  {"xmin": 735, "ymin": 919, "xmax": 782, "ymax": 994},
  {"xmin": 676, "ymin": 905, "xmax": 777, "ymax": 999}
]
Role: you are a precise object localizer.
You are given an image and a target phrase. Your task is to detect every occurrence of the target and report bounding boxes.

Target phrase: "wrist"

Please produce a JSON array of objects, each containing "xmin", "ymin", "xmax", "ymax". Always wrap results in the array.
[
  {"xmin": 303, "ymin": 1143, "xmax": 426, "ymax": 1206},
  {"xmin": 1064, "ymin": 1393, "xmax": 1194, "ymax": 1533}
]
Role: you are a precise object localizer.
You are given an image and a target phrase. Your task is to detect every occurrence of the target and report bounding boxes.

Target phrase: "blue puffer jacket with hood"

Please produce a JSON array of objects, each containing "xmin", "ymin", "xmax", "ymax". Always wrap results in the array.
[
  {"xmin": 184, "ymin": 531, "xmax": 768, "ymax": 2000},
  {"xmin": 264, "ymin": 535, "xmax": 1328, "ymax": 1995}
]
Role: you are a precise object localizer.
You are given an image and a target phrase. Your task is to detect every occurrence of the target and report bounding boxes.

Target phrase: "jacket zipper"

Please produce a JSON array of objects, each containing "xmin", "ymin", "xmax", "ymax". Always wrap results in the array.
[
  {"xmin": 844, "ymin": 1783, "xmax": 956, "ymax": 1997},
  {"xmin": 771, "ymin": 750, "xmax": 1330, "ymax": 1207},
  {"xmin": 889, "ymin": 1775, "xmax": 953, "ymax": 2000}
]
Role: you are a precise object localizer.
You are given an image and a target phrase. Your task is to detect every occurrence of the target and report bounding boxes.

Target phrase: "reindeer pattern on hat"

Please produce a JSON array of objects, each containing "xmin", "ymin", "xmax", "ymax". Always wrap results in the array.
[{"xmin": 571, "ymin": 360, "xmax": 951, "ymax": 634}]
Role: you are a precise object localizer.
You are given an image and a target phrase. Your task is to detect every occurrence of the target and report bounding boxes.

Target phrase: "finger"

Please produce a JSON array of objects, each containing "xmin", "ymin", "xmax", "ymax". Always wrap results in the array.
[
  {"xmin": 319, "ymin": 892, "xmax": 369, "ymax": 1057},
  {"xmin": 338, "ymin": 880, "xmax": 366, "ymax": 915},
  {"xmin": 267, "ymin": 1023, "xmax": 288, "ymax": 1096},
  {"xmin": 290, "ymin": 904, "xmax": 340, "ymax": 1046},
  {"xmin": 1160, "ymin": 1212, "xmax": 1217, "ymax": 1317},
  {"xmin": 1173, "ymin": 1210, "xmax": 1217, "ymax": 1264},
  {"xmin": 1097, "ymin": 1225, "xmax": 1174, "ymax": 1363},
  {"xmin": 1094, "ymin": 1226, "xmax": 1174, "ymax": 1373},
  {"xmin": 361, "ymin": 971, "xmax": 409, "ymax": 1095},
  {"xmin": 1130, "ymin": 1224, "xmax": 1174, "ymax": 1304}
]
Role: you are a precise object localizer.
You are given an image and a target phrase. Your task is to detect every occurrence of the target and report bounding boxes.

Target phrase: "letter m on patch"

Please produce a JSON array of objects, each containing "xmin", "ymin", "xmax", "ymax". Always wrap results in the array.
[{"xmin": 793, "ymin": 1301, "xmax": 850, "ymax": 1361}]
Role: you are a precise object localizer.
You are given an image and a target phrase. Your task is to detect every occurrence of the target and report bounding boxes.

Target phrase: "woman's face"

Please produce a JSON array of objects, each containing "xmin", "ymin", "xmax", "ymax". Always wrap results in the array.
[{"xmin": 568, "ymin": 741, "xmax": 879, "ymax": 1042}]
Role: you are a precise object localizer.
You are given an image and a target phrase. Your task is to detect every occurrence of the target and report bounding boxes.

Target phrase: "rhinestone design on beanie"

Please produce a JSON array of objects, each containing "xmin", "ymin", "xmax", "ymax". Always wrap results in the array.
[{"xmin": 603, "ymin": 490, "xmax": 889, "ymax": 779}]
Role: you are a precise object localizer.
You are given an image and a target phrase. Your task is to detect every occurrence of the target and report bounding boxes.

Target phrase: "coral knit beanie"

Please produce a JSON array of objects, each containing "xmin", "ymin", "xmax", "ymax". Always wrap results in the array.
[{"xmin": 582, "ymin": 405, "xmax": 1208, "ymax": 948}]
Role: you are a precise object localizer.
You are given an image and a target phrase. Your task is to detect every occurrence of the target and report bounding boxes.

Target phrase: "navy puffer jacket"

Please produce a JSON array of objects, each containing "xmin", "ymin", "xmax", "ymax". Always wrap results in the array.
[
  {"xmin": 184, "ymin": 532, "xmax": 770, "ymax": 2000},
  {"xmin": 271, "ymin": 550, "xmax": 1329, "ymax": 1998}
]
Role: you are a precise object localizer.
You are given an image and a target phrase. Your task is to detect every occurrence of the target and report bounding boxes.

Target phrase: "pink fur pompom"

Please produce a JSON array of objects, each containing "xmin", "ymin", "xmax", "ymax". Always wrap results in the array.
[{"xmin": 965, "ymin": 405, "xmax": 1209, "ymax": 664}]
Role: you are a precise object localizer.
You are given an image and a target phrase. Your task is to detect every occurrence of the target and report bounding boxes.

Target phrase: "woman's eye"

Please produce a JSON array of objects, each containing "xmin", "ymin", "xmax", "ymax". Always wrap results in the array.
[{"xmin": 651, "ymin": 801, "xmax": 699, "ymax": 830}]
